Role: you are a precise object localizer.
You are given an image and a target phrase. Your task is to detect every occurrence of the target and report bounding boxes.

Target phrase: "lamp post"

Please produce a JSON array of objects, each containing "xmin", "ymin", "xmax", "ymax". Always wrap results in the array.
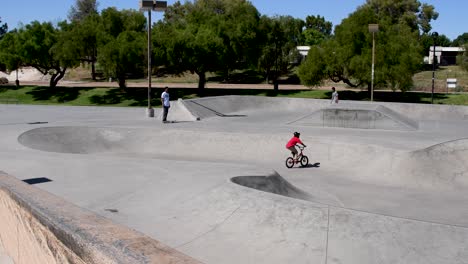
[
  {"xmin": 431, "ymin": 31, "xmax": 438, "ymax": 104},
  {"xmin": 140, "ymin": 0, "xmax": 167, "ymax": 117},
  {"xmin": 368, "ymin": 24, "xmax": 379, "ymax": 102}
]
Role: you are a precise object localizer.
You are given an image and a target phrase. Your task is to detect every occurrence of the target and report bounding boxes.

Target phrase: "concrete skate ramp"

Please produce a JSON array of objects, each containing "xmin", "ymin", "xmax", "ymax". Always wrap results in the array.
[
  {"xmin": 180, "ymin": 96, "xmax": 468, "ymax": 123},
  {"xmin": 17, "ymin": 126, "xmax": 384, "ymax": 167},
  {"xmin": 231, "ymin": 172, "xmax": 310, "ymax": 201},
  {"xmin": 18, "ymin": 126, "xmax": 130, "ymax": 154},
  {"xmin": 181, "ymin": 95, "xmax": 328, "ymax": 119},
  {"xmin": 0, "ymin": 172, "xmax": 201, "ymax": 264},
  {"xmin": 157, "ymin": 99, "xmax": 200, "ymax": 121},
  {"xmin": 390, "ymin": 138, "xmax": 468, "ymax": 190},
  {"xmin": 292, "ymin": 104, "xmax": 418, "ymax": 130},
  {"xmin": 18, "ymin": 126, "xmax": 468, "ymax": 191}
]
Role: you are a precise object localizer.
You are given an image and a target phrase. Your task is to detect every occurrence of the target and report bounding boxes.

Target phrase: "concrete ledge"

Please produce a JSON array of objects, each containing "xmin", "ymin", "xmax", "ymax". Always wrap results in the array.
[{"xmin": 0, "ymin": 171, "xmax": 202, "ymax": 264}]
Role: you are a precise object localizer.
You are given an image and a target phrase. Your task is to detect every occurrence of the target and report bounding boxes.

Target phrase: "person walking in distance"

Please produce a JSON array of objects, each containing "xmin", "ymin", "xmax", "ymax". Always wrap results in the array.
[
  {"xmin": 331, "ymin": 87, "xmax": 339, "ymax": 104},
  {"xmin": 161, "ymin": 87, "xmax": 170, "ymax": 123}
]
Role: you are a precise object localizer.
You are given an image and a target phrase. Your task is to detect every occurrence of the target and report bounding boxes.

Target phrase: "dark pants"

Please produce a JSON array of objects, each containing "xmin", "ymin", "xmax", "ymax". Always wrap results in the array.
[{"xmin": 162, "ymin": 106, "xmax": 170, "ymax": 121}]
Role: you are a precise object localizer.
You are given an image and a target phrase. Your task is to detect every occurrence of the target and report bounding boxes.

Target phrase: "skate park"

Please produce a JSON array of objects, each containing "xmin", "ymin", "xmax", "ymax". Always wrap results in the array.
[{"xmin": 1, "ymin": 95, "xmax": 468, "ymax": 264}]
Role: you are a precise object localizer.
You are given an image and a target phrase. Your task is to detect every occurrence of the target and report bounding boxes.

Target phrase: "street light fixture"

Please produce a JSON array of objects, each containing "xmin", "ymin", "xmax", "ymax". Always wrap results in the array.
[
  {"xmin": 368, "ymin": 24, "xmax": 379, "ymax": 102},
  {"xmin": 140, "ymin": 0, "xmax": 167, "ymax": 117},
  {"xmin": 431, "ymin": 31, "xmax": 438, "ymax": 104}
]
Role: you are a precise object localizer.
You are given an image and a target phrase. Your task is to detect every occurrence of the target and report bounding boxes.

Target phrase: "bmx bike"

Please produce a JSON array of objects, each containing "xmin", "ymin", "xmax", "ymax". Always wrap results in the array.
[{"xmin": 285, "ymin": 145, "xmax": 309, "ymax": 168}]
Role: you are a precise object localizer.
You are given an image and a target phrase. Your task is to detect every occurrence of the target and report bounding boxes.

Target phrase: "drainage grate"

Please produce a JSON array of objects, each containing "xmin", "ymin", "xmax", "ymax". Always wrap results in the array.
[{"xmin": 22, "ymin": 177, "xmax": 52, "ymax": 185}]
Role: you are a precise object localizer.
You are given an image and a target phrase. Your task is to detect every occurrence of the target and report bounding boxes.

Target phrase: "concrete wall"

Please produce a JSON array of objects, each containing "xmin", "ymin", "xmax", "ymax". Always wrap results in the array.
[
  {"xmin": 181, "ymin": 95, "xmax": 468, "ymax": 122},
  {"xmin": 0, "ymin": 172, "xmax": 202, "ymax": 264}
]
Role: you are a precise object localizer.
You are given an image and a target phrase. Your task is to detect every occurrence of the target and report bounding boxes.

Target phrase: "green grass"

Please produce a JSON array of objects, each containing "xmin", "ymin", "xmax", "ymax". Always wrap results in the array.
[
  {"xmin": 413, "ymin": 65, "xmax": 468, "ymax": 92},
  {"xmin": 1, "ymin": 85, "xmax": 468, "ymax": 106},
  {"xmin": 0, "ymin": 86, "xmax": 143, "ymax": 106}
]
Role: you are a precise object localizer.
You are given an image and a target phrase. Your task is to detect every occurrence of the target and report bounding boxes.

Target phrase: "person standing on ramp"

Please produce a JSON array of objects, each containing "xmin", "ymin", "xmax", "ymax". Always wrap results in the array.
[{"xmin": 161, "ymin": 87, "xmax": 170, "ymax": 123}]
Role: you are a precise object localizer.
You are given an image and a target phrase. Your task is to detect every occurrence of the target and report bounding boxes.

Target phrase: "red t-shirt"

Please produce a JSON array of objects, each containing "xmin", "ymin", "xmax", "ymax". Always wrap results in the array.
[{"xmin": 286, "ymin": 137, "xmax": 303, "ymax": 148}]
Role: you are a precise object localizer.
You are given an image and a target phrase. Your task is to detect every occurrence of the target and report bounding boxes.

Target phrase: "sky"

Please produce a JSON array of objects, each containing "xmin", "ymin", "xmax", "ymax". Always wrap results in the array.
[{"xmin": 1, "ymin": 0, "xmax": 467, "ymax": 40}]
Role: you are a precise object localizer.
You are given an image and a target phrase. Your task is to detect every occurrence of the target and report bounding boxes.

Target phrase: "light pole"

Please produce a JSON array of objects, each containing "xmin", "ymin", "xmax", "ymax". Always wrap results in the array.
[
  {"xmin": 140, "ymin": 0, "xmax": 167, "ymax": 117},
  {"xmin": 368, "ymin": 24, "xmax": 379, "ymax": 102},
  {"xmin": 431, "ymin": 32, "xmax": 438, "ymax": 104}
]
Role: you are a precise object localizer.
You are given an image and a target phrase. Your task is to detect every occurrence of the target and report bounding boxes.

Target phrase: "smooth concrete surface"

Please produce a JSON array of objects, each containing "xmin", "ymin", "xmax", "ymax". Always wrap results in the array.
[
  {"xmin": 292, "ymin": 104, "xmax": 418, "ymax": 130},
  {"xmin": 1, "ymin": 96, "xmax": 468, "ymax": 264},
  {"xmin": 0, "ymin": 172, "xmax": 201, "ymax": 264}
]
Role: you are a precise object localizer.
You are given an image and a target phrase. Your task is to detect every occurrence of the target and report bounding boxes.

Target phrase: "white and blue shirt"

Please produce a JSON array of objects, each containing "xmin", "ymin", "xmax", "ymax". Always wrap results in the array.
[{"xmin": 161, "ymin": 91, "xmax": 170, "ymax": 107}]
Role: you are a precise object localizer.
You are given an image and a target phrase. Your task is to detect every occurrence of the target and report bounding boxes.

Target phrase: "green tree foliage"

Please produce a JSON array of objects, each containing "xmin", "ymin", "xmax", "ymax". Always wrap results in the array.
[
  {"xmin": 0, "ymin": 21, "xmax": 80, "ymax": 88},
  {"xmin": 0, "ymin": 30, "xmax": 22, "ymax": 72},
  {"xmin": 0, "ymin": 17, "xmax": 8, "ymax": 71},
  {"xmin": 452, "ymin": 33, "xmax": 468, "ymax": 47},
  {"xmin": 297, "ymin": 45, "xmax": 327, "ymax": 86},
  {"xmin": 298, "ymin": 0, "xmax": 437, "ymax": 92},
  {"xmin": 418, "ymin": 3, "xmax": 439, "ymax": 34},
  {"xmin": 302, "ymin": 15, "xmax": 332, "ymax": 46},
  {"xmin": 97, "ymin": 8, "xmax": 146, "ymax": 88},
  {"xmin": 0, "ymin": 17, "xmax": 7, "ymax": 39},
  {"xmin": 257, "ymin": 15, "xmax": 303, "ymax": 88},
  {"xmin": 68, "ymin": 0, "xmax": 99, "ymax": 22},
  {"xmin": 420, "ymin": 33, "xmax": 451, "ymax": 56},
  {"xmin": 153, "ymin": 0, "xmax": 261, "ymax": 93},
  {"xmin": 63, "ymin": 14, "xmax": 101, "ymax": 80},
  {"xmin": 458, "ymin": 44, "xmax": 468, "ymax": 72}
]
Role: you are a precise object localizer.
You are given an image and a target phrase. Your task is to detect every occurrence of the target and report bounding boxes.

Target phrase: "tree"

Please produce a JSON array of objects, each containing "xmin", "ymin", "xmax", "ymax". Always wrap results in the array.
[
  {"xmin": 69, "ymin": 0, "xmax": 99, "ymax": 22},
  {"xmin": 257, "ymin": 15, "xmax": 303, "ymax": 89},
  {"xmin": 420, "ymin": 33, "xmax": 451, "ymax": 56},
  {"xmin": 298, "ymin": 0, "xmax": 437, "ymax": 92},
  {"xmin": 453, "ymin": 33, "xmax": 468, "ymax": 47},
  {"xmin": 418, "ymin": 3, "xmax": 439, "ymax": 34},
  {"xmin": 153, "ymin": 0, "xmax": 261, "ymax": 94},
  {"xmin": 64, "ymin": 14, "xmax": 101, "ymax": 80},
  {"xmin": 0, "ymin": 17, "xmax": 7, "ymax": 40},
  {"xmin": 302, "ymin": 15, "xmax": 332, "ymax": 46},
  {"xmin": 458, "ymin": 44, "xmax": 468, "ymax": 72},
  {"xmin": 3, "ymin": 21, "xmax": 80, "ymax": 88},
  {"xmin": 68, "ymin": 0, "xmax": 100, "ymax": 80},
  {"xmin": 0, "ymin": 30, "xmax": 22, "ymax": 81},
  {"xmin": 97, "ymin": 8, "xmax": 146, "ymax": 89},
  {"xmin": 216, "ymin": 0, "xmax": 262, "ymax": 80}
]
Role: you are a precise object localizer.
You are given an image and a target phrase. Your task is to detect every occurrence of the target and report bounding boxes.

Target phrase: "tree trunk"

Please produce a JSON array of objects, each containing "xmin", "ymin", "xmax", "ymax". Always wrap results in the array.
[
  {"xmin": 49, "ymin": 68, "xmax": 67, "ymax": 89},
  {"xmin": 197, "ymin": 71, "xmax": 206, "ymax": 97},
  {"xmin": 91, "ymin": 47, "xmax": 97, "ymax": 80},
  {"xmin": 91, "ymin": 61, "xmax": 96, "ymax": 81},
  {"xmin": 118, "ymin": 76, "xmax": 126, "ymax": 89}
]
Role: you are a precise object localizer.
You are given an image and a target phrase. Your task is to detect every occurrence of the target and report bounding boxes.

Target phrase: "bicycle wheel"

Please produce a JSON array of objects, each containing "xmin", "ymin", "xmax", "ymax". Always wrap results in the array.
[
  {"xmin": 285, "ymin": 157, "xmax": 295, "ymax": 168},
  {"xmin": 300, "ymin": 155, "xmax": 309, "ymax": 167}
]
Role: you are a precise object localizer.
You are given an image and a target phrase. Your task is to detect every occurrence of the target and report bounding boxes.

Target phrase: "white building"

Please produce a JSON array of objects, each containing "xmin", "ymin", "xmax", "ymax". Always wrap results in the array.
[{"xmin": 428, "ymin": 46, "xmax": 465, "ymax": 65}]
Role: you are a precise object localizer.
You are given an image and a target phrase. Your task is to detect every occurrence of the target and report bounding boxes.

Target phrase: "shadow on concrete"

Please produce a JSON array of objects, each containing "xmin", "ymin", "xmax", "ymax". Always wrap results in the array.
[
  {"xmin": 22, "ymin": 177, "xmax": 52, "ymax": 185},
  {"xmin": 231, "ymin": 172, "xmax": 311, "ymax": 201}
]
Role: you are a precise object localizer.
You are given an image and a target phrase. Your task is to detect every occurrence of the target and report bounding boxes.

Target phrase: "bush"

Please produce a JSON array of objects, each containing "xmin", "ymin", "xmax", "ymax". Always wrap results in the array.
[
  {"xmin": 0, "ymin": 77, "xmax": 8, "ymax": 84},
  {"xmin": 454, "ymin": 85, "xmax": 465, "ymax": 92}
]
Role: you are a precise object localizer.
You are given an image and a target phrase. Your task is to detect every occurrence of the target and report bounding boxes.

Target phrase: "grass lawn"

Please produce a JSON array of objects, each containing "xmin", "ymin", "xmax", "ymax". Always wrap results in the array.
[
  {"xmin": 1, "ymin": 84, "xmax": 468, "ymax": 106},
  {"xmin": 412, "ymin": 65, "xmax": 468, "ymax": 92},
  {"xmin": 1, "ymin": 65, "xmax": 467, "ymax": 106}
]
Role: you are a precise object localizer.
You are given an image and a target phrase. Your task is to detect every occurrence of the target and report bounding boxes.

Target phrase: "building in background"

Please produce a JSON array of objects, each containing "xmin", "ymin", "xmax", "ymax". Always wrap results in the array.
[{"xmin": 427, "ymin": 46, "xmax": 465, "ymax": 66}]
